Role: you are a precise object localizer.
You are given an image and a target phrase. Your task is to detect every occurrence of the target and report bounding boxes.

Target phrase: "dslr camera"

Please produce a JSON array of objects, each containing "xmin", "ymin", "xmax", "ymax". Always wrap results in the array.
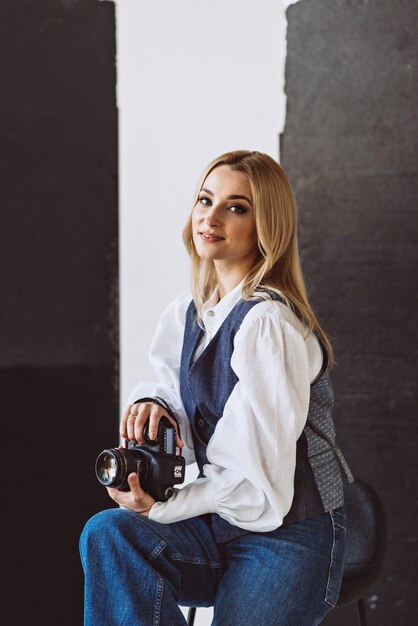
[{"xmin": 95, "ymin": 416, "xmax": 185, "ymax": 501}]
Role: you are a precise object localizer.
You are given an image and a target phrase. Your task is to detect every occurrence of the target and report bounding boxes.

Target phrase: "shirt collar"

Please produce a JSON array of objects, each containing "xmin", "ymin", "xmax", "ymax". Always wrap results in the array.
[{"xmin": 201, "ymin": 281, "xmax": 244, "ymax": 333}]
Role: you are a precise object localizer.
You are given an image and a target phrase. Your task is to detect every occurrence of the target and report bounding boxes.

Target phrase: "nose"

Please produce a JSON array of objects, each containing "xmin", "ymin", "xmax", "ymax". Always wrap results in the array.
[{"xmin": 203, "ymin": 203, "xmax": 222, "ymax": 228}]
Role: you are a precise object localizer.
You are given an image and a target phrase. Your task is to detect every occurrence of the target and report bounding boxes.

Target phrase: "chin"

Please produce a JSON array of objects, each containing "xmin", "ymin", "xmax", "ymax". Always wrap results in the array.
[{"xmin": 197, "ymin": 251, "xmax": 217, "ymax": 261}]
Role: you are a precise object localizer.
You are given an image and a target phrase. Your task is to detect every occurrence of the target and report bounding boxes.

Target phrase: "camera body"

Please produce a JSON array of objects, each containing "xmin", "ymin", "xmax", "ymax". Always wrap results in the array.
[{"xmin": 95, "ymin": 416, "xmax": 185, "ymax": 501}]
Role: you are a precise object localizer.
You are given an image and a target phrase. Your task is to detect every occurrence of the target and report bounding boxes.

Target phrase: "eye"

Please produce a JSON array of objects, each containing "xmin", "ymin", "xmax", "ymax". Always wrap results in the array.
[
  {"xmin": 228, "ymin": 204, "xmax": 247, "ymax": 215},
  {"xmin": 198, "ymin": 195, "xmax": 211, "ymax": 206}
]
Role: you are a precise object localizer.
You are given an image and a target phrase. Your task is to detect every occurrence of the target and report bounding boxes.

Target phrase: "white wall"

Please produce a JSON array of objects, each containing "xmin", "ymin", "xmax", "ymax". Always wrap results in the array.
[{"xmin": 115, "ymin": 1, "xmax": 297, "ymax": 623}]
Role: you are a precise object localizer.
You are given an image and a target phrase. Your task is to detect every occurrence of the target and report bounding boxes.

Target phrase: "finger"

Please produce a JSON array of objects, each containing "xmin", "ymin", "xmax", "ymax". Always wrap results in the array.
[
  {"xmin": 127, "ymin": 474, "xmax": 156, "ymax": 514},
  {"xmin": 127, "ymin": 472, "xmax": 145, "ymax": 497},
  {"xmin": 126, "ymin": 405, "xmax": 141, "ymax": 441},
  {"xmin": 120, "ymin": 403, "xmax": 133, "ymax": 440},
  {"xmin": 134, "ymin": 404, "xmax": 153, "ymax": 443},
  {"xmin": 147, "ymin": 405, "xmax": 163, "ymax": 440}
]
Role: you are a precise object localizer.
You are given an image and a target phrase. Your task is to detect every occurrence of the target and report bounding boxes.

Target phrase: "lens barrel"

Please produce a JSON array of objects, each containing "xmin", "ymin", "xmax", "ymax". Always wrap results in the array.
[{"xmin": 95, "ymin": 447, "xmax": 145, "ymax": 491}]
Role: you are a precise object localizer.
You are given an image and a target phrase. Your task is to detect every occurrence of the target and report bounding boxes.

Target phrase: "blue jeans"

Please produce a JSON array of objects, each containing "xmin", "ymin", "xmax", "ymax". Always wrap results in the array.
[{"xmin": 80, "ymin": 507, "xmax": 346, "ymax": 626}]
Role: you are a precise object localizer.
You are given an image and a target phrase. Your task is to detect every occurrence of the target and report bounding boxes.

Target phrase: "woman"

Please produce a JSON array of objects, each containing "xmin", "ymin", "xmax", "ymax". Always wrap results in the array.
[{"xmin": 80, "ymin": 150, "xmax": 350, "ymax": 626}]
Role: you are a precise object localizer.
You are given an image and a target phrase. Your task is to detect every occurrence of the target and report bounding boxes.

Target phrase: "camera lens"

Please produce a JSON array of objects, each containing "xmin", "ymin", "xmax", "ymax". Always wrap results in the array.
[
  {"xmin": 95, "ymin": 448, "xmax": 127, "ymax": 488},
  {"xmin": 96, "ymin": 452, "xmax": 119, "ymax": 485}
]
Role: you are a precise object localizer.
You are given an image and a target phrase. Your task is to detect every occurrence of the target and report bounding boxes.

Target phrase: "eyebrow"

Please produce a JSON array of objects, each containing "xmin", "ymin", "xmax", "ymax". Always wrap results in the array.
[{"xmin": 200, "ymin": 187, "xmax": 252, "ymax": 205}]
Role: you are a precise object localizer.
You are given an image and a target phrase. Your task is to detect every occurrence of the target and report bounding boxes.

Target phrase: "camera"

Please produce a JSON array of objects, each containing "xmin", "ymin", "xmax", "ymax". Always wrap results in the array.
[{"xmin": 95, "ymin": 416, "xmax": 185, "ymax": 501}]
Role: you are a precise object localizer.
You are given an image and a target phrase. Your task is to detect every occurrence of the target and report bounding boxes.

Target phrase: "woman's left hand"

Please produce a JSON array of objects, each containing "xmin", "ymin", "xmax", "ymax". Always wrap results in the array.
[{"xmin": 106, "ymin": 473, "xmax": 156, "ymax": 516}]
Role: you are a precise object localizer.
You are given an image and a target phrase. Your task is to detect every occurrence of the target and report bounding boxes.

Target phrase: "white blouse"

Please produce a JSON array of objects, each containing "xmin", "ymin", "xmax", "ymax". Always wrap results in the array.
[{"xmin": 128, "ymin": 282, "xmax": 323, "ymax": 532}]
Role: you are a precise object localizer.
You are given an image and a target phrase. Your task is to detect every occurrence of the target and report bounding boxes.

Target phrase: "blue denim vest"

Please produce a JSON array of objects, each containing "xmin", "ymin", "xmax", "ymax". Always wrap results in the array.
[{"xmin": 180, "ymin": 295, "xmax": 347, "ymax": 542}]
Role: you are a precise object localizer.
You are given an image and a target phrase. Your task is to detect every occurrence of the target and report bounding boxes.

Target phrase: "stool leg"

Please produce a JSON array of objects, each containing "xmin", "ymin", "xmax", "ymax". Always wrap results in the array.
[
  {"xmin": 187, "ymin": 607, "xmax": 197, "ymax": 626},
  {"xmin": 356, "ymin": 598, "xmax": 367, "ymax": 626}
]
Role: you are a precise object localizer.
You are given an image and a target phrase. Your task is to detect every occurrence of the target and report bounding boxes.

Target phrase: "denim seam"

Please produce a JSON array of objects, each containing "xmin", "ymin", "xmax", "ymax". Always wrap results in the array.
[
  {"xmin": 324, "ymin": 511, "xmax": 338, "ymax": 607},
  {"xmin": 330, "ymin": 508, "xmax": 346, "ymax": 528},
  {"xmin": 170, "ymin": 553, "xmax": 224, "ymax": 568},
  {"xmin": 148, "ymin": 541, "xmax": 167, "ymax": 562},
  {"xmin": 153, "ymin": 575, "xmax": 164, "ymax": 626},
  {"xmin": 332, "ymin": 519, "xmax": 346, "ymax": 530}
]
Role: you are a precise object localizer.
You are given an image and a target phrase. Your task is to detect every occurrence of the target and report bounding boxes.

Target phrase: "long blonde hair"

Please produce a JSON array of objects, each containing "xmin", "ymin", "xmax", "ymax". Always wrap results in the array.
[{"xmin": 182, "ymin": 150, "xmax": 334, "ymax": 365}]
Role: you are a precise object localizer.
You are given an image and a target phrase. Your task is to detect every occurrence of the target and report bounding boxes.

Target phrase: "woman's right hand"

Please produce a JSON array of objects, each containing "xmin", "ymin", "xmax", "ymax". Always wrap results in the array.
[{"xmin": 120, "ymin": 401, "xmax": 183, "ymax": 449}]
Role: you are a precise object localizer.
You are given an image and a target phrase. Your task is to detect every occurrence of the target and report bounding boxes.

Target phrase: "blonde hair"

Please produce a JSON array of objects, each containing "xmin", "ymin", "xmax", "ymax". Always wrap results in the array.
[{"xmin": 182, "ymin": 150, "xmax": 334, "ymax": 365}]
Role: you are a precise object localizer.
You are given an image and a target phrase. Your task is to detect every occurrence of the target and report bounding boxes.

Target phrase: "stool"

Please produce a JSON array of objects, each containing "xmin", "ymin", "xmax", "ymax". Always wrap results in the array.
[
  {"xmin": 187, "ymin": 478, "xmax": 387, "ymax": 626},
  {"xmin": 335, "ymin": 478, "xmax": 387, "ymax": 625}
]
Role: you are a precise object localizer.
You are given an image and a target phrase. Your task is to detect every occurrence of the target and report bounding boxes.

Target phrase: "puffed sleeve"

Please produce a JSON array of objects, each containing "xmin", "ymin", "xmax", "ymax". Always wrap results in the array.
[
  {"xmin": 127, "ymin": 292, "xmax": 195, "ymax": 464},
  {"xmin": 149, "ymin": 303, "xmax": 313, "ymax": 530}
]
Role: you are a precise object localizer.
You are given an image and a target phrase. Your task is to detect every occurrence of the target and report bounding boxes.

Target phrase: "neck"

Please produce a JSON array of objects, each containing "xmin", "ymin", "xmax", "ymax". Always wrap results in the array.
[
  {"xmin": 214, "ymin": 268, "xmax": 245, "ymax": 300},
  {"xmin": 213, "ymin": 253, "xmax": 259, "ymax": 299}
]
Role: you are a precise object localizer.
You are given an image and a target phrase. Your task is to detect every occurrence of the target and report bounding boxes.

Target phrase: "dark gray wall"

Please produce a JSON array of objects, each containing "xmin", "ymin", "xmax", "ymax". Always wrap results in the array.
[
  {"xmin": 0, "ymin": 1, "xmax": 118, "ymax": 624},
  {"xmin": 282, "ymin": 1, "xmax": 417, "ymax": 625}
]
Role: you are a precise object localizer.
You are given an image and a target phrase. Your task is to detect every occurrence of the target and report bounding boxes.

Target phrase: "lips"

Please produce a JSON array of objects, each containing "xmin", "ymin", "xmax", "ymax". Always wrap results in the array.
[{"xmin": 199, "ymin": 231, "xmax": 225, "ymax": 243}]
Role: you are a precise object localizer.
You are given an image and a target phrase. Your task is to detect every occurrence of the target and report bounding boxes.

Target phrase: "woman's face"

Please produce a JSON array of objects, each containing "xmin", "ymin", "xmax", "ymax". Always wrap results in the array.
[{"xmin": 192, "ymin": 165, "xmax": 258, "ymax": 276}]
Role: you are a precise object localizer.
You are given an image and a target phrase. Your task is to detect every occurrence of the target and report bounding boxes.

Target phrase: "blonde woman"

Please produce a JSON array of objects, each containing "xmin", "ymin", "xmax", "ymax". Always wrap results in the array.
[{"xmin": 80, "ymin": 151, "xmax": 349, "ymax": 626}]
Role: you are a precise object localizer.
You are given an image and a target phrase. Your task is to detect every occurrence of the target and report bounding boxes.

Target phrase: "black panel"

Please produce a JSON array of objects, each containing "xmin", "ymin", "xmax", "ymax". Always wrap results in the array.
[
  {"xmin": 0, "ymin": 1, "xmax": 118, "ymax": 624},
  {"xmin": 282, "ymin": 1, "xmax": 417, "ymax": 624},
  {"xmin": 1, "ymin": 366, "xmax": 118, "ymax": 626},
  {"xmin": 0, "ymin": 0, "xmax": 118, "ymax": 366}
]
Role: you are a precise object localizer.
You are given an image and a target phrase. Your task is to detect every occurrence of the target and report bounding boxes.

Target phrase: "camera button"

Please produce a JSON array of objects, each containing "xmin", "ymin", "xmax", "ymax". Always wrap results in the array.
[{"xmin": 198, "ymin": 418, "xmax": 205, "ymax": 428}]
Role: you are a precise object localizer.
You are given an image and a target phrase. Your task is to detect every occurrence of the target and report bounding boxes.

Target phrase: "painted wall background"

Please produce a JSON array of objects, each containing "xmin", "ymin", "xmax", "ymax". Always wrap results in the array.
[{"xmin": 282, "ymin": 1, "xmax": 418, "ymax": 625}]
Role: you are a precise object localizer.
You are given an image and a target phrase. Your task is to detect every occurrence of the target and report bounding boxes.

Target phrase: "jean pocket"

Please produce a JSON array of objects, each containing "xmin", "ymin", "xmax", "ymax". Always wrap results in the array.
[{"xmin": 325, "ymin": 508, "xmax": 347, "ymax": 607}]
